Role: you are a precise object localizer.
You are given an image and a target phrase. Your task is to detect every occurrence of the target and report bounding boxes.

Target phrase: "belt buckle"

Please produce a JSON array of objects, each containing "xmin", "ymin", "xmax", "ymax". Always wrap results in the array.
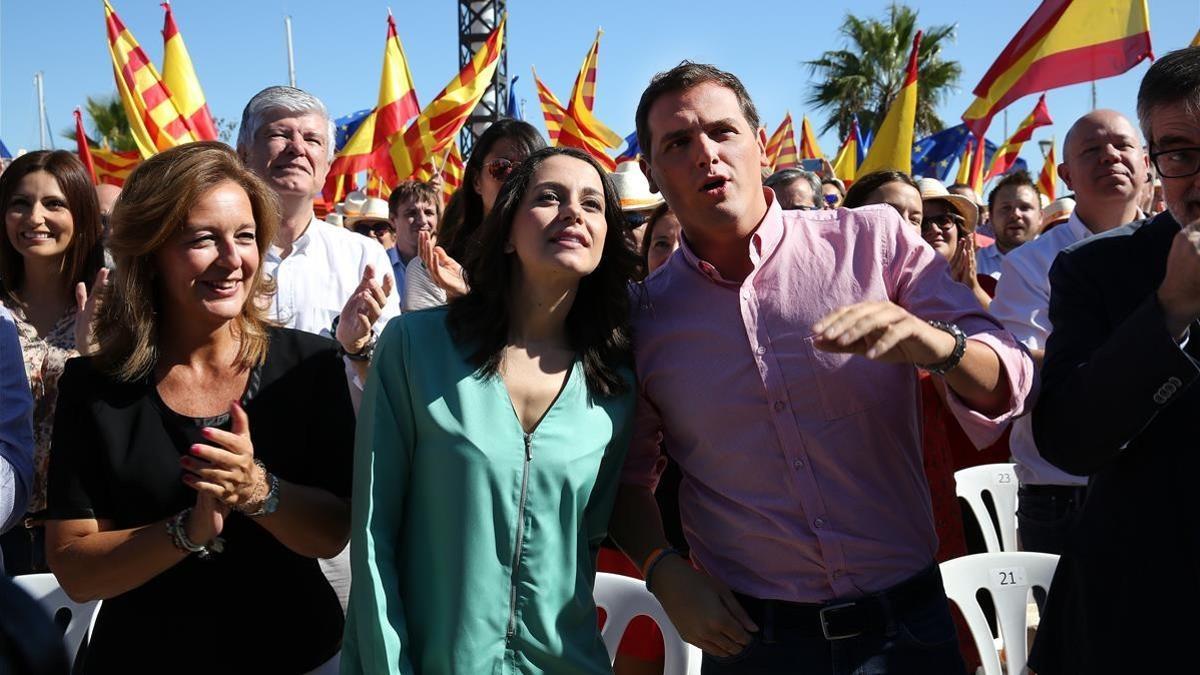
[{"xmin": 819, "ymin": 602, "xmax": 862, "ymax": 640}]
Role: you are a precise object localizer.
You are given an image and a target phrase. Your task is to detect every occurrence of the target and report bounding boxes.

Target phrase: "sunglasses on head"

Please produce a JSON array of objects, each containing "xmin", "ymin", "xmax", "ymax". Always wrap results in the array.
[
  {"xmin": 354, "ymin": 220, "xmax": 394, "ymax": 237},
  {"xmin": 484, "ymin": 158, "xmax": 520, "ymax": 182}
]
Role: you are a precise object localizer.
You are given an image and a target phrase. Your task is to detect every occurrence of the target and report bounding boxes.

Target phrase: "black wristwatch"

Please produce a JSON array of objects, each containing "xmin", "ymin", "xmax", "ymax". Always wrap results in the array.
[
  {"xmin": 331, "ymin": 316, "xmax": 377, "ymax": 362},
  {"xmin": 921, "ymin": 320, "xmax": 967, "ymax": 375}
]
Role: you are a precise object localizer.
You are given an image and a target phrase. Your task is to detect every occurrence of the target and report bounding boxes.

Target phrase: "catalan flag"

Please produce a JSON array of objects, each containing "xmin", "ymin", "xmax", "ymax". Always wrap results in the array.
[
  {"xmin": 859, "ymin": 31, "xmax": 922, "ymax": 175},
  {"xmin": 765, "ymin": 113, "xmax": 800, "ymax": 171},
  {"xmin": 832, "ymin": 117, "xmax": 863, "ymax": 184},
  {"xmin": 985, "ymin": 94, "xmax": 1053, "ymax": 180},
  {"xmin": 799, "ymin": 116, "xmax": 825, "ymax": 161},
  {"xmin": 388, "ymin": 16, "xmax": 506, "ymax": 181},
  {"xmin": 962, "ymin": 0, "xmax": 1152, "ymax": 137},
  {"xmin": 93, "ymin": 148, "xmax": 141, "ymax": 187},
  {"xmin": 532, "ymin": 66, "xmax": 566, "ymax": 145},
  {"xmin": 74, "ymin": 109, "xmax": 97, "ymax": 183},
  {"xmin": 160, "ymin": 2, "xmax": 217, "ymax": 141},
  {"xmin": 1037, "ymin": 140, "xmax": 1057, "ymax": 200},
  {"xmin": 416, "ymin": 143, "xmax": 465, "ymax": 204},
  {"xmin": 105, "ymin": 0, "xmax": 197, "ymax": 158},
  {"xmin": 557, "ymin": 30, "xmax": 623, "ymax": 171}
]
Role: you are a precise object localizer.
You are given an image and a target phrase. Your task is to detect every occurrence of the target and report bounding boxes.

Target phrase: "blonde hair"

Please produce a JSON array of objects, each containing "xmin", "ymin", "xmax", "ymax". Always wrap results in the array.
[{"xmin": 94, "ymin": 141, "xmax": 279, "ymax": 381}]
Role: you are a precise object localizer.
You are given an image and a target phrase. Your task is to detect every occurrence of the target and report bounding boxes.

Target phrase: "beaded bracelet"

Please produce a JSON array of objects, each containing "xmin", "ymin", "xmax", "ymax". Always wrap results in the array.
[{"xmin": 166, "ymin": 509, "xmax": 225, "ymax": 559}]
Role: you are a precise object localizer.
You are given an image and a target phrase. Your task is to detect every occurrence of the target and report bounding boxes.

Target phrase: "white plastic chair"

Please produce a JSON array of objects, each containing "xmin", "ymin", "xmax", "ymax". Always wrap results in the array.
[
  {"xmin": 594, "ymin": 572, "xmax": 702, "ymax": 675},
  {"xmin": 941, "ymin": 552, "xmax": 1059, "ymax": 675},
  {"xmin": 955, "ymin": 463, "xmax": 1019, "ymax": 552},
  {"xmin": 12, "ymin": 573, "xmax": 101, "ymax": 665}
]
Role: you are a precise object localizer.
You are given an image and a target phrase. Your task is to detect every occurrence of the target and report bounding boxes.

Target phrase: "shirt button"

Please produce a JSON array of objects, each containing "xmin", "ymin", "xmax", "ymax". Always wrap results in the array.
[
  {"xmin": 774, "ymin": 401, "xmax": 786, "ymax": 412},
  {"xmin": 792, "ymin": 459, "xmax": 804, "ymax": 469},
  {"xmin": 755, "ymin": 346, "xmax": 766, "ymax": 356},
  {"xmin": 832, "ymin": 570, "xmax": 844, "ymax": 579},
  {"xmin": 813, "ymin": 517, "xmax": 826, "ymax": 529}
]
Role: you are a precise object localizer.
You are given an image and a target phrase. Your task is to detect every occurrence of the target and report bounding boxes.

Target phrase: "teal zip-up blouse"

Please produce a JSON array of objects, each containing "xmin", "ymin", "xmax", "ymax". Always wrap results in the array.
[{"xmin": 342, "ymin": 307, "xmax": 635, "ymax": 674}]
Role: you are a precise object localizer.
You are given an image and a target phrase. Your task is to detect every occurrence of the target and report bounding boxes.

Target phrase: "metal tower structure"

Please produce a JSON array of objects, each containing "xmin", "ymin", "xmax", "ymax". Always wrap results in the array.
[{"xmin": 457, "ymin": 0, "xmax": 508, "ymax": 157}]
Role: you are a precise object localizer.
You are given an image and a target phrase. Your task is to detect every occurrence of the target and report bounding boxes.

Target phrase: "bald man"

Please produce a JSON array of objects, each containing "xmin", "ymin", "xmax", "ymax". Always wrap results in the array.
[{"xmin": 989, "ymin": 109, "xmax": 1148, "ymax": 555}]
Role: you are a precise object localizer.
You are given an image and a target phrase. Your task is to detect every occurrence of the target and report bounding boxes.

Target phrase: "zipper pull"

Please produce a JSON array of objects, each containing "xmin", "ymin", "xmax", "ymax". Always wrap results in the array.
[{"xmin": 524, "ymin": 433, "xmax": 533, "ymax": 461}]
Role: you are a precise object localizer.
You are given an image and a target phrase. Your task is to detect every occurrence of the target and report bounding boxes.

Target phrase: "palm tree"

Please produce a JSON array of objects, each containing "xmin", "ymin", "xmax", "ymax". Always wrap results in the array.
[
  {"xmin": 61, "ymin": 94, "xmax": 137, "ymax": 152},
  {"xmin": 806, "ymin": 3, "xmax": 961, "ymax": 141}
]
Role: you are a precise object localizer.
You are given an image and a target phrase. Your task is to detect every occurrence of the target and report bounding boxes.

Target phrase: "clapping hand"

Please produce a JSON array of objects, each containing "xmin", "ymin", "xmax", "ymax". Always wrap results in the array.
[
  {"xmin": 181, "ymin": 400, "xmax": 265, "ymax": 514},
  {"xmin": 418, "ymin": 230, "xmax": 468, "ymax": 299},
  {"xmin": 336, "ymin": 265, "xmax": 394, "ymax": 355},
  {"xmin": 73, "ymin": 268, "xmax": 109, "ymax": 356}
]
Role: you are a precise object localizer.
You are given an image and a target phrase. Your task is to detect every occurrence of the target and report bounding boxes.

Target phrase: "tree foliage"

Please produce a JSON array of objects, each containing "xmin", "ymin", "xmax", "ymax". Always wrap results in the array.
[
  {"xmin": 806, "ymin": 3, "xmax": 961, "ymax": 141},
  {"xmin": 61, "ymin": 93, "xmax": 137, "ymax": 152}
]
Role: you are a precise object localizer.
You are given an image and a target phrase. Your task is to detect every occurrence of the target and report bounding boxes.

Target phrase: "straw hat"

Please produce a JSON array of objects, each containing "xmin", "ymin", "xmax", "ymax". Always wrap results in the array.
[
  {"xmin": 609, "ymin": 162, "xmax": 664, "ymax": 212},
  {"xmin": 343, "ymin": 191, "xmax": 391, "ymax": 226},
  {"xmin": 1041, "ymin": 197, "xmax": 1076, "ymax": 228},
  {"xmin": 916, "ymin": 178, "xmax": 979, "ymax": 233}
]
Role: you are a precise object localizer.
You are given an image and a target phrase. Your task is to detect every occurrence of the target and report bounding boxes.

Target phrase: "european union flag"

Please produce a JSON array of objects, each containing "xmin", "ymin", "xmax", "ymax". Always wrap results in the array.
[
  {"xmin": 333, "ymin": 109, "xmax": 373, "ymax": 153},
  {"xmin": 506, "ymin": 76, "xmax": 522, "ymax": 120},
  {"xmin": 853, "ymin": 113, "xmax": 869, "ymax": 167},
  {"xmin": 0, "ymin": 137, "xmax": 10, "ymax": 159},
  {"xmin": 912, "ymin": 124, "xmax": 971, "ymax": 181},
  {"xmin": 615, "ymin": 131, "xmax": 639, "ymax": 164}
]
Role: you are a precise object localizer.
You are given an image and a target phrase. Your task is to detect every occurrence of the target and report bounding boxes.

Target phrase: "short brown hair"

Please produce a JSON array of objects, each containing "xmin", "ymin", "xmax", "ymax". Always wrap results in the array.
[
  {"xmin": 0, "ymin": 150, "xmax": 103, "ymax": 306},
  {"xmin": 93, "ymin": 141, "xmax": 280, "ymax": 381},
  {"xmin": 388, "ymin": 180, "xmax": 443, "ymax": 221},
  {"xmin": 987, "ymin": 170, "xmax": 1038, "ymax": 214},
  {"xmin": 635, "ymin": 62, "xmax": 761, "ymax": 164}
]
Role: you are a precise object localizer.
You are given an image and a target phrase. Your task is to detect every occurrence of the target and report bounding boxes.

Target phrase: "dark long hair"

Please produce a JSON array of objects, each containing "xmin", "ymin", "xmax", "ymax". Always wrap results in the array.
[
  {"xmin": 0, "ymin": 150, "xmax": 103, "ymax": 306},
  {"xmin": 446, "ymin": 146, "xmax": 638, "ymax": 399},
  {"xmin": 842, "ymin": 170, "xmax": 919, "ymax": 209},
  {"xmin": 438, "ymin": 119, "xmax": 546, "ymax": 261}
]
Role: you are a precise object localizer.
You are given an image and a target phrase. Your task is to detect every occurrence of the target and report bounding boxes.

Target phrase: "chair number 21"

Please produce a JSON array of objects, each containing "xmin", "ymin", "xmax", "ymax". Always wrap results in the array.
[
  {"xmin": 998, "ymin": 571, "xmax": 1017, "ymax": 585},
  {"xmin": 990, "ymin": 567, "xmax": 1026, "ymax": 588}
]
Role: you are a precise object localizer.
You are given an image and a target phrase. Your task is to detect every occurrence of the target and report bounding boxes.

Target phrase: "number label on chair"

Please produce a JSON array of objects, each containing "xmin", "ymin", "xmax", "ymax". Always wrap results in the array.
[
  {"xmin": 989, "ymin": 566, "xmax": 1028, "ymax": 589},
  {"xmin": 995, "ymin": 471, "xmax": 1014, "ymax": 485}
]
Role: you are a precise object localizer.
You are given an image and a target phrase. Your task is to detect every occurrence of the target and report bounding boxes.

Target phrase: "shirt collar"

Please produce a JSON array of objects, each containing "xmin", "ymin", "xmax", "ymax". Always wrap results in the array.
[
  {"xmin": 1063, "ymin": 211, "xmax": 1092, "ymax": 242},
  {"xmin": 269, "ymin": 216, "xmax": 322, "ymax": 260},
  {"xmin": 677, "ymin": 187, "xmax": 782, "ymax": 285}
]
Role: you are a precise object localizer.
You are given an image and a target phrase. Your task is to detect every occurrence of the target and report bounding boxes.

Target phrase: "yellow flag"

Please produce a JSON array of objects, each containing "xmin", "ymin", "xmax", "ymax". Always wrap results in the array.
[{"xmin": 859, "ymin": 32, "xmax": 921, "ymax": 176}]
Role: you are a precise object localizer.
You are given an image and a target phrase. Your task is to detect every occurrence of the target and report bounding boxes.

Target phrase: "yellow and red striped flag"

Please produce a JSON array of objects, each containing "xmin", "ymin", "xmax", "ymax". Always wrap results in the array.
[
  {"xmin": 1191, "ymin": 28, "xmax": 1200, "ymax": 48},
  {"xmin": 532, "ymin": 66, "xmax": 567, "ymax": 145},
  {"xmin": 160, "ymin": 2, "xmax": 217, "ymax": 141},
  {"xmin": 93, "ymin": 148, "xmax": 142, "ymax": 187},
  {"xmin": 765, "ymin": 113, "xmax": 800, "ymax": 170},
  {"xmin": 414, "ymin": 144, "xmax": 465, "ymax": 204},
  {"xmin": 105, "ymin": 0, "xmax": 197, "ymax": 158},
  {"xmin": 1037, "ymin": 140, "xmax": 1057, "ymax": 200},
  {"xmin": 955, "ymin": 138, "xmax": 974, "ymax": 186},
  {"xmin": 799, "ymin": 116, "xmax": 825, "ymax": 161},
  {"xmin": 388, "ymin": 16, "xmax": 506, "ymax": 182},
  {"xmin": 831, "ymin": 119, "xmax": 863, "ymax": 185},
  {"xmin": 557, "ymin": 29, "xmax": 622, "ymax": 171},
  {"xmin": 859, "ymin": 31, "xmax": 922, "ymax": 175},
  {"xmin": 985, "ymin": 94, "xmax": 1053, "ymax": 180},
  {"xmin": 962, "ymin": 0, "xmax": 1152, "ymax": 138},
  {"xmin": 372, "ymin": 12, "xmax": 421, "ymax": 156}
]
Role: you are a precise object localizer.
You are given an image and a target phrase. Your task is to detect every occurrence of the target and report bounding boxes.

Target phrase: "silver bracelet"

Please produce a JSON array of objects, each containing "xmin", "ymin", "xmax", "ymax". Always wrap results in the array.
[{"xmin": 167, "ymin": 509, "xmax": 224, "ymax": 559}]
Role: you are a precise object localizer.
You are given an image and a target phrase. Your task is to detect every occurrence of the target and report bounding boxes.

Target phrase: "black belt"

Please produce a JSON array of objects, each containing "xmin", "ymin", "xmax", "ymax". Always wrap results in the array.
[
  {"xmin": 1019, "ymin": 484, "xmax": 1087, "ymax": 499},
  {"xmin": 733, "ymin": 565, "xmax": 943, "ymax": 641}
]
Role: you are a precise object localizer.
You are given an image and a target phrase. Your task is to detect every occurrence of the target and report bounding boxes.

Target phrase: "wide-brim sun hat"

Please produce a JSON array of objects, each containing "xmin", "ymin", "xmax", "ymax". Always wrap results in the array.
[
  {"xmin": 916, "ymin": 177, "xmax": 979, "ymax": 233},
  {"xmin": 609, "ymin": 161, "xmax": 664, "ymax": 212},
  {"xmin": 1042, "ymin": 197, "xmax": 1076, "ymax": 228},
  {"xmin": 343, "ymin": 191, "xmax": 391, "ymax": 226}
]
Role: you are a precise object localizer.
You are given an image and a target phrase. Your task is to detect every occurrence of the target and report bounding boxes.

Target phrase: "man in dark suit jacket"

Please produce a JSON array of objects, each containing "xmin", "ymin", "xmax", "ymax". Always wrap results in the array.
[{"xmin": 1029, "ymin": 46, "xmax": 1200, "ymax": 674}]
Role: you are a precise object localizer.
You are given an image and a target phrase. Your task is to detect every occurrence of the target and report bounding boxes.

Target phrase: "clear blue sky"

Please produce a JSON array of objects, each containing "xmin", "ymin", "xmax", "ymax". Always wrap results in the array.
[{"xmin": 1, "ymin": 1, "xmax": 1197, "ymax": 182}]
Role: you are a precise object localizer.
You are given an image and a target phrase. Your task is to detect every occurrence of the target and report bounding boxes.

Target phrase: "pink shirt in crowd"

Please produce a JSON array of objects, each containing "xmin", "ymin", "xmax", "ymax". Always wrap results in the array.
[{"xmin": 622, "ymin": 191, "xmax": 1034, "ymax": 604}]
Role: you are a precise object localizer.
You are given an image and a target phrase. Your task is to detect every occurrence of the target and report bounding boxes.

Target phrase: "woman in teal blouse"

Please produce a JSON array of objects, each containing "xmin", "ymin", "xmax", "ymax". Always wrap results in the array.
[{"xmin": 343, "ymin": 146, "xmax": 640, "ymax": 674}]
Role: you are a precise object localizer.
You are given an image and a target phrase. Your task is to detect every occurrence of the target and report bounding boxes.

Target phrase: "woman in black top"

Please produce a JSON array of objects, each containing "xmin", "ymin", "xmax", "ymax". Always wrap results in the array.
[{"xmin": 44, "ymin": 142, "xmax": 354, "ymax": 673}]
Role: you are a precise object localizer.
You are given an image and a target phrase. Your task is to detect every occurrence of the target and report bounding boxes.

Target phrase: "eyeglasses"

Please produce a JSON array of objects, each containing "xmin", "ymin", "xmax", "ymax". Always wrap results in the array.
[
  {"xmin": 920, "ymin": 213, "xmax": 964, "ymax": 234},
  {"xmin": 484, "ymin": 158, "xmax": 520, "ymax": 182},
  {"xmin": 1149, "ymin": 146, "xmax": 1200, "ymax": 179},
  {"xmin": 354, "ymin": 221, "xmax": 394, "ymax": 237}
]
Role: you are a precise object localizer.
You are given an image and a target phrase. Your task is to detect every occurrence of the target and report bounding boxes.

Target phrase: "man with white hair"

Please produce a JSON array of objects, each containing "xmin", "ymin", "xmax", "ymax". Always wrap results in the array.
[
  {"xmin": 237, "ymin": 86, "xmax": 400, "ymax": 612},
  {"xmin": 237, "ymin": 86, "xmax": 399, "ymax": 385}
]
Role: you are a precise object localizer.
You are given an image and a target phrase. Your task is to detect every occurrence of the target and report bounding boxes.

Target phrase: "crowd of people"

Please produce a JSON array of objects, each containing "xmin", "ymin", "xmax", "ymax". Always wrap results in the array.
[{"xmin": 0, "ymin": 45, "xmax": 1198, "ymax": 675}]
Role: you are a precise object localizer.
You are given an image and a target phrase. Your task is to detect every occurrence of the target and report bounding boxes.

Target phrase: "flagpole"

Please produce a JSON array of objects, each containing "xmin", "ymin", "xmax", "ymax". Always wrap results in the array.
[
  {"xmin": 284, "ymin": 16, "xmax": 297, "ymax": 87},
  {"xmin": 1091, "ymin": 81, "xmax": 1097, "ymax": 110},
  {"xmin": 34, "ymin": 72, "xmax": 47, "ymax": 150}
]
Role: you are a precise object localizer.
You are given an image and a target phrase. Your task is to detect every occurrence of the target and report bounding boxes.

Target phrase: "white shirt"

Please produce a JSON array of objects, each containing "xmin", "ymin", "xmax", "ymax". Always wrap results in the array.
[
  {"xmin": 263, "ymin": 217, "xmax": 401, "ymax": 339},
  {"xmin": 975, "ymin": 242, "xmax": 1006, "ymax": 279},
  {"xmin": 990, "ymin": 213, "xmax": 1095, "ymax": 486}
]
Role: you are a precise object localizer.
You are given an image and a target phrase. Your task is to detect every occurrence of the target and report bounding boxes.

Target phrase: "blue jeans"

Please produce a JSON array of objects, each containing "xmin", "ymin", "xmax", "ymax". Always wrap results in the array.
[
  {"xmin": 703, "ymin": 575, "xmax": 967, "ymax": 674},
  {"xmin": 1016, "ymin": 485, "xmax": 1086, "ymax": 556}
]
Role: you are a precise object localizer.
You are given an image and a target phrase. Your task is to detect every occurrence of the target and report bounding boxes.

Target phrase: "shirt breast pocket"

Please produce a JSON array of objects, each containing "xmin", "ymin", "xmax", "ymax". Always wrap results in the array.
[{"xmin": 803, "ymin": 336, "xmax": 888, "ymax": 421}]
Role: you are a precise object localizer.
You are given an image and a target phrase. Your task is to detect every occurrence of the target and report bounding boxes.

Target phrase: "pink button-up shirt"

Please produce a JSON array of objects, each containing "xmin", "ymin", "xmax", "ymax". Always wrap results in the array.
[{"xmin": 623, "ymin": 191, "xmax": 1034, "ymax": 603}]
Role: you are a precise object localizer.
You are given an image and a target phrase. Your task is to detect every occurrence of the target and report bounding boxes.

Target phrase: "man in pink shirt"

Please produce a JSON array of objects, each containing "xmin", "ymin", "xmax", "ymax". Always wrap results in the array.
[{"xmin": 609, "ymin": 63, "xmax": 1034, "ymax": 673}]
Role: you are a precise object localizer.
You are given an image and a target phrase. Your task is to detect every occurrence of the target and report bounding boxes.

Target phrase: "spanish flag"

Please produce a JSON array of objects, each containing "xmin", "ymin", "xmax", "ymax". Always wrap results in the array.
[
  {"xmin": 74, "ymin": 109, "xmax": 97, "ymax": 183},
  {"xmin": 799, "ymin": 116, "xmax": 825, "ymax": 161},
  {"xmin": 1037, "ymin": 140, "xmax": 1057, "ymax": 200},
  {"xmin": 832, "ymin": 118, "xmax": 863, "ymax": 184},
  {"xmin": 962, "ymin": 0, "xmax": 1152, "ymax": 137},
  {"xmin": 532, "ymin": 66, "xmax": 567, "ymax": 145},
  {"xmin": 858, "ymin": 32, "xmax": 922, "ymax": 176},
  {"xmin": 765, "ymin": 113, "xmax": 800, "ymax": 171},
  {"xmin": 557, "ymin": 30, "xmax": 622, "ymax": 171},
  {"xmin": 105, "ymin": 0, "xmax": 197, "ymax": 158},
  {"xmin": 373, "ymin": 12, "xmax": 421, "ymax": 155},
  {"xmin": 985, "ymin": 94, "xmax": 1053, "ymax": 180},
  {"xmin": 389, "ymin": 16, "xmax": 506, "ymax": 180},
  {"xmin": 955, "ymin": 138, "xmax": 975, "ymax": 185},
  {"xmin": 160, "ymin": 2, "xmax": 217, "ymax": 141}
]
